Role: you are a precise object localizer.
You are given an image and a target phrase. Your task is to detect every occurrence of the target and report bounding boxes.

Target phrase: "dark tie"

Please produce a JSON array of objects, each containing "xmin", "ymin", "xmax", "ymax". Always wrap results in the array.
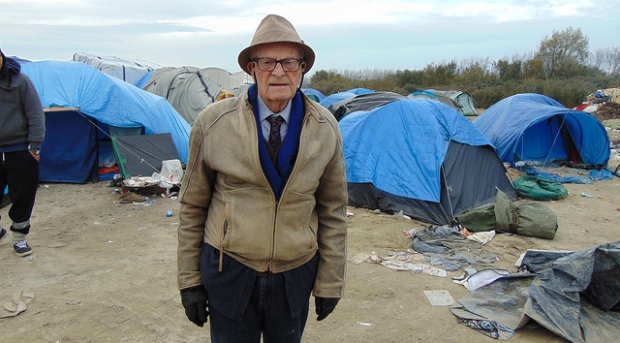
[{"xmin": 266, "ymin": 115, "xmax": 285, "ymax": 150}]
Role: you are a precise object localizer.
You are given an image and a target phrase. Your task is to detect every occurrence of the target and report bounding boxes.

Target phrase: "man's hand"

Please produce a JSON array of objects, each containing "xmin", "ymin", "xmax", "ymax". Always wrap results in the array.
[
  {"xmin": 29, "ymin": 150, "xmax": 40, "ymax": 162},
  {"xmin": 315, "ymin": 297, "xmax": 340, "ymax": 321},
  {"xmin": 180, "ymin": 286, "xmax": 209, "ymax": 327}
]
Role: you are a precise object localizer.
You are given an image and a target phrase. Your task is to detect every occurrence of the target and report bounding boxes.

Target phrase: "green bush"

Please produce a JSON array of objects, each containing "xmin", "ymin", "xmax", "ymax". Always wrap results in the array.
[{"xmin": 307, "ymin": 68, "xmax": 619, "ymax": 110}]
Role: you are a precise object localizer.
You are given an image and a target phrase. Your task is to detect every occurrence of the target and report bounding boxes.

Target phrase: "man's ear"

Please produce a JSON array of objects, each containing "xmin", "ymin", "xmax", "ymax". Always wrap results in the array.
[{"xmin": 247, "ymin": 62, "xmax": 258, "ymax": 83}]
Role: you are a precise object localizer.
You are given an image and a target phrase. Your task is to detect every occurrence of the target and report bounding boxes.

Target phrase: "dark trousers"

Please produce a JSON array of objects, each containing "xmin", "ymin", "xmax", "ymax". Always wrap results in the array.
[
  {"xmin": 200, "ymin": 244, "xmax": 319, "ymax": 343},
  {"xmin": 0, "ymin": 151, "xmax": 39, "ymax": 234},
  {"xmin": 209, "ymin": 272, "xmax": 309, "ymax": 343}
]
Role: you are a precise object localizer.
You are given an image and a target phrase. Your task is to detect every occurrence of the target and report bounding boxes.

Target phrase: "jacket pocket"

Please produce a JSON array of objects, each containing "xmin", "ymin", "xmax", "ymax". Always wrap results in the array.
[
  {"xmin": 277, "ymin": 191, "xmax": 318, "ymax": 258},
  {"xmin": 219, "ymin": 188, "xmax": 274, "ymax": 260}
]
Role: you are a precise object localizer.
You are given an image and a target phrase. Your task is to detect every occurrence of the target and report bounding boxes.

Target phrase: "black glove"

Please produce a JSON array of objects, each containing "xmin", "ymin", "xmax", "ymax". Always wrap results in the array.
[
  {"xmin": 315, "ymin": 297, "xmax": 340, "ymax": 321},
  {"xmin": 180, "ymin": 286, "xmax": 209, "ymax": 327}
]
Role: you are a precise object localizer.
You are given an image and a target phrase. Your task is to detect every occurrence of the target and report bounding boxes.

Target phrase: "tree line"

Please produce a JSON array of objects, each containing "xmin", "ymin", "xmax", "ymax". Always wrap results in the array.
[{"xmin": 306, "ymin": 27, "xmax": 620, "ymax": 109}]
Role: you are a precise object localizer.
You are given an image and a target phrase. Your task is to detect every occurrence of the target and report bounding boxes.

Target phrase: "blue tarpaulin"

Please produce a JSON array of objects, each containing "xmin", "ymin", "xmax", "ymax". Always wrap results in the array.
[
  {"xmin": 340, "ymin": 98, "xmax": 490, "ymax": 202},
  {"xmin": 339, "ymin": 98, "xmax": 515, "ymax": 225},
  {"xmin": 21, "ymin": 61, "xmax": 190, "ymax": 183}
]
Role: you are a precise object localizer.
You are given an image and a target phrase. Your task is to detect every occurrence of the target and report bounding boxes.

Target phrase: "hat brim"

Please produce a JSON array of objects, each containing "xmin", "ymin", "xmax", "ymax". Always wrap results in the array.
[{"xmin": 238, "ymin": 42, "xmax": 315, "ymax": 75}]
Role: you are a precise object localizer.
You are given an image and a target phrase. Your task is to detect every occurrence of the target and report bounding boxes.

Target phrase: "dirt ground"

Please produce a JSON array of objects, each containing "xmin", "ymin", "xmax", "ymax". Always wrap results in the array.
[{"xmin": 1, "ymin": 154, "xmax": 620, "ymax": 342}]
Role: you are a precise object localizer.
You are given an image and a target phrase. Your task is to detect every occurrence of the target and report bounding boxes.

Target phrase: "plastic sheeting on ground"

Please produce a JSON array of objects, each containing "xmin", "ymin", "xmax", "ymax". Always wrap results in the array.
[{"xmin": 450, "ymin": 241, "xmax": 620, "ymax": 342}]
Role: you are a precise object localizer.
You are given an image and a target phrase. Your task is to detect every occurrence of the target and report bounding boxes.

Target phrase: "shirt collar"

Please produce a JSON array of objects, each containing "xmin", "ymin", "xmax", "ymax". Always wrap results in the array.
[{"xmin": 257, "ymin": 96, "xmax": 292, "ymax": 123}]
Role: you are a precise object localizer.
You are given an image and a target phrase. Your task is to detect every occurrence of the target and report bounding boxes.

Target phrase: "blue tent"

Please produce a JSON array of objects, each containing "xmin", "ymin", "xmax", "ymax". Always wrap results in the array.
[
  {"xmin": 340, "ymin": 98, "xmax": 516, "ymax": 225},
  {"xmin": 21, "ymin": 61, "xmax": 190, "ymax": 183},
  {"xmin": 301, "ymin": 88, "xmax": 326, "ymax": 102},
  {"xmin": 135, "ymin": 69, "xmax": 155, "ymax": 89},
  {"xmin": 473, "ymin": 93, "xmax": 610, "ymax": 167},
  {"xmin": 320, "ymin": 92, "xmax": 356, "ymax": 108},
  {"xmin": 346, "ymin": 87, "xmax": 374, "ymax": 95},
  {"xmin": 408, "ymin": 90, "xmax": 461, "ymax": 112}
]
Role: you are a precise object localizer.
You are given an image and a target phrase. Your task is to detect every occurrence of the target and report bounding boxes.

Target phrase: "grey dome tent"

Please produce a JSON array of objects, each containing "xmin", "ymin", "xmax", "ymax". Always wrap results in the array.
[
  {"xmin": 327, "ymin": 91, "xmax": 406, "ymax": 121},
  {"xmin": 142, "ymin": 67, "xmax": 246, "ymax": 125},
  {"xmin": 444, "ymin": 90, "xmax": 478, "ymax": 116},
  {"xmin": 73, "ymin": 52, "xmax": 161, "ymax": 86}
]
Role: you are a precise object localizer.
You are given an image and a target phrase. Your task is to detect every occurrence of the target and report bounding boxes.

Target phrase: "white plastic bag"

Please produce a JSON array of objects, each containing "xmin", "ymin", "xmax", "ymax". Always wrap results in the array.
[{"xmin": 159, "ymin": 159, "xmax": 183, "ymax": 184}]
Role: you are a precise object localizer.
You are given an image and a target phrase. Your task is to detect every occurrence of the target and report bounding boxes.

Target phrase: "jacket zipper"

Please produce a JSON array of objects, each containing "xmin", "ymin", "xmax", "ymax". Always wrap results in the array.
[{"xmin": 267, "ymin": 115, "xmax": 310, "ymax": 270}]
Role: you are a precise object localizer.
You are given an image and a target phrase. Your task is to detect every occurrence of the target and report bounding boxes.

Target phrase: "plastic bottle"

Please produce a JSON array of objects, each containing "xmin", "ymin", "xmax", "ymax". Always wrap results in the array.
[{"xmin": 581, "ymin": 192, "xmax": 593, "ymax": 198}]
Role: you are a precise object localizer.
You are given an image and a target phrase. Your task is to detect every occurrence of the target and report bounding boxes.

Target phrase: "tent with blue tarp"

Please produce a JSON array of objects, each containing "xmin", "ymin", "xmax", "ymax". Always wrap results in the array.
[
  {"xmin": 339, "ymin": 98, "xmax": 517, "ymax": 225},
  {"xmin": 346, "ymin": 87, "xmax": 374, "ymax": 95},
  {"xmin": 320, "ymin": 91, "xmax": 356, "ymax": 108},
  {"xmin": 21, "ymin": 61, "xmax": 190, "ymax": 183},
  {"xmin": 473, "ymin": 93, "xmax": 610, "ymax": 167},
  {"xmin": 302, "ymin": 88, "xmax": 326, "ymax": 102}
]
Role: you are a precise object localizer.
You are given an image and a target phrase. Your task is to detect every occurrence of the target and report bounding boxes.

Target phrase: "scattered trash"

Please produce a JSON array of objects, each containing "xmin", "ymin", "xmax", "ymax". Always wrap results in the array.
[
  {"xmin": 452, "ymin": 268, "xmax": 515, "ymax": 291},
  {"xmin": 356, "ymin": 322, "xmax": 372, "ymax": 327},
  {"xmin": 423, "ymin": 290, "xmax": 455, "ymax": 306},
  {"xmin": 122, "ymin": 176, "xmax": 160, "ymax": 188},
  {"xmin": 0, "ymin": 291, "xmax": 35, "ymax": 318},
  {"xmin": 166, "ymin": 210, "xmax": 173, "ymax": 217},
  {"xmin": 350, "ymin": 253, "xmax": 371, "ymax": 265},
  {"xmin": 466, "ymin": 230, "xmax": 496, "ymax": 245},
  {"xmin": 357, "ymin": 252, "xmax": 448, "ymax": 277},
  {"xmin": 346, "ymin": 209, "xmax": 354, "ymax": 217},
  {"xmin": 119, "ymin": 192, "xmax": 147, "ymax": 204},
  {"xmin": 581, "ymin": 192, "xmax": 593, "ymax": 198}
]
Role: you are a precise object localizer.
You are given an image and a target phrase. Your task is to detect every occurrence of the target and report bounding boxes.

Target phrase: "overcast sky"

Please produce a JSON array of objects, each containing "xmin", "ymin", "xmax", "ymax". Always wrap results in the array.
[{"xmin": 1, "ymin": 0, "xmax": 619, "ymax": 76}]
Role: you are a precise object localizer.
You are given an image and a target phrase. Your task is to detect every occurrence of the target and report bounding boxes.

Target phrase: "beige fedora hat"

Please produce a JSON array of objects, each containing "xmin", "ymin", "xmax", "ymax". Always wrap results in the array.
[{"xmin": 238, "ymin": 14, "xmax": 315, "ymax": 74}]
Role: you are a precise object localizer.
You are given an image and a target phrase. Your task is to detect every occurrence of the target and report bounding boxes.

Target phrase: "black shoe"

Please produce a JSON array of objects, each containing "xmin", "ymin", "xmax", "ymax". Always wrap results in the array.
[
  {"xmin": 14, "ymin": 240, "xmax": 33, "ymax": 257},
  {"xmin": 0, "ymin": 228, "xmax": 7, "ymax": 243}
]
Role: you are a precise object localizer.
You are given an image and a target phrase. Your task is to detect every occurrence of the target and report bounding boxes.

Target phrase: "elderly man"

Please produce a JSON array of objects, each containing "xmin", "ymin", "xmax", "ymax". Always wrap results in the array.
[{"xmin": 177, "ymin": 14, "xmax": 348, "ymax": 343}]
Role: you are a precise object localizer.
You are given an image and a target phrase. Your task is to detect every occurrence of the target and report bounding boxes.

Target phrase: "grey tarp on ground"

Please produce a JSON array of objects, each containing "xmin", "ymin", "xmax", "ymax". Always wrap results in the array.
[
  {"xmin": 450, "ymin": 241, "xmax": 620, "ymax": 342},
  {"xmin": 410, "ymin": 226, "xmax": 499, "ymax": 270}
]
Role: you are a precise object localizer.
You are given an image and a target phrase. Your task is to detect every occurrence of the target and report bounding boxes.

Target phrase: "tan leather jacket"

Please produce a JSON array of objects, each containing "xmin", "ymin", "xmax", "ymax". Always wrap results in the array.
[{"xmin": 177, "ymin": 91, "xmax": 348, "ymax": 298}]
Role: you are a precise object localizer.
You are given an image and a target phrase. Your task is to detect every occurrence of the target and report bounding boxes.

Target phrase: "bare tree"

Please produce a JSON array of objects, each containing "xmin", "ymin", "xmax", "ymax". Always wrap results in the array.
[
  {"xmin": 608, "ymin": 47, "xmax": 620, "ymax": 75},
  {"xmin": 591, "ymin": 47, "xmax": 620, "ymax": 75},
  {"xmin": 537, "ymin": 27, "xmax": 589, "ymax": 77}
]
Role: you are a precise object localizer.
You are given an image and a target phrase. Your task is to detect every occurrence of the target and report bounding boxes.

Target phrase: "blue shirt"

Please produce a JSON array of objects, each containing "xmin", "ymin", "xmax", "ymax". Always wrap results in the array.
[{"xmin": 257, "ymin": 96, "xmax": 291, "ymax": 140}]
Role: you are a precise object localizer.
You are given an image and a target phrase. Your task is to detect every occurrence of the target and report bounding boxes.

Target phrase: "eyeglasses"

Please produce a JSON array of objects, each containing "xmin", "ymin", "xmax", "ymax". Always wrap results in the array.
[{"xmin": 252, "ymin": 58, "xmax": 304, "ymax": 72}]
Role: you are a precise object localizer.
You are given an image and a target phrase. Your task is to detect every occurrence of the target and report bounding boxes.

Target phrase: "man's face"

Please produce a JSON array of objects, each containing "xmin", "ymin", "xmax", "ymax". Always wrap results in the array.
[{"xmin": 247, "ymin": 42, "xmax": 304, "ymax": 112}]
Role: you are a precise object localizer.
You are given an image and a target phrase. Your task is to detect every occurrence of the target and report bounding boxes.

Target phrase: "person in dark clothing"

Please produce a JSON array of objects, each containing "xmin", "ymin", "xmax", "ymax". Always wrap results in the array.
[{"xmin": 0, "ymin": 48, "xmax": 46, "ymax": 257}]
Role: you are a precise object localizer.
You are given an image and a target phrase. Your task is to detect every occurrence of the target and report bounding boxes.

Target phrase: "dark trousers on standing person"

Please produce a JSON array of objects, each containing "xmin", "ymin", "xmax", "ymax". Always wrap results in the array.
[
  {"xmin": 0, "ymin": 150, "xmax": 40, "ymax": 236},
  {"xmin": 200, "ymin": 244, "xmax": 319, "ymax": 343}
]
